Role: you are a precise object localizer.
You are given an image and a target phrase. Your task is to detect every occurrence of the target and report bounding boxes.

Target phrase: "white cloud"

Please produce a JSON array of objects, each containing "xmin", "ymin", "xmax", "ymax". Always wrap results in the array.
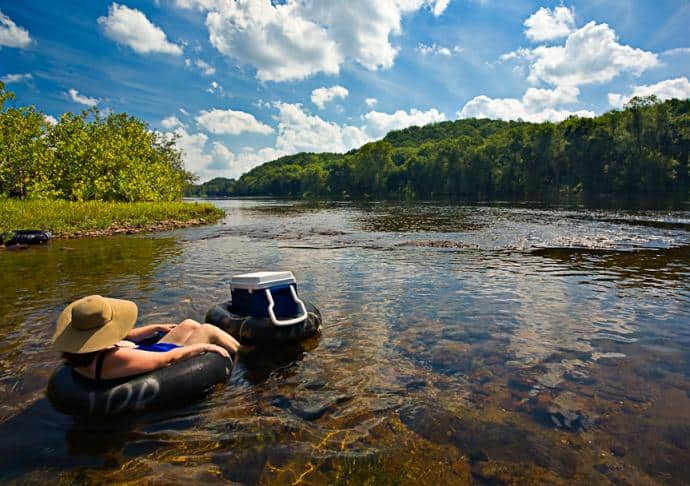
[
  {"xmin": 432, "ymin": 0, "xmax": 451, "ymax": 17},
  {"xmin": 363, "ymin": 107, "xmax": 446, "ymax": 138},
  {"xmin": 68, "ymin": 88, "xmax": 98, "ymax": 107},
  {"xmin": 457, "ymin": 87, "xmax": 595, "ymax": 122},
  {"xmin": 168, "ymin": 127, "xmax": 212, "ymax": 177},
  {"xmin": 161, "ymin": 115, "xmax": 184, "ymax": 129},
  {"xmin": 1, "ymin": 73, "xmax": 32, "ymax": 83},
  {"xmin": 174, "ymin": 0, "xmax": 219, "ymax": 11},
  {"xmin": 274, "ymin": 102, "xmax": 369, "ymax": 153},
  {"xmin": 166, "ymin": 126, "xmax": 283, "ymax": 181},
  {"xmin": 206, "ymin": 80, "xmax": 224, "ymax": 95},
  {"xmin": 416, "ymin": 43, "xmax": 452, "ymax": 56},
  {"xmin": 662, "ymin": 47, "xmax": 690, "ymax": 56},
  {"xmin": 515, "ymin": 22, "xmax": 658, "ymax": 87},
  {"xmin": 198, "ymin": 0, "xmax": 451, "ymax": 82},
  {"xmin": 365, "ymin": 97, "xmax": 378, "ymax": 107},
  {"xmin": 608, "ymin": 77, "xmax": 690, "ymax": 108},
  {"xmin": 0, "ymin": 9, "xmax": 31, "ymax": 48},
  {"xmin": 44, "ymin": 115, "xmax": 58, "ymax": 126},
  {"xmin": 98, "ymin": 3, "xmax": 182, "ymax": 56},
  {"xmin": 524, "ymin": 6, "xmax": 576, "ymax": 42},
  {"xmin": 205, "ymin": 1, "xmax": 341, "ymax": 82},
  {"xmin": 274, "ymin": 103, "xmax": 447, "ymax": 153},
  {"xmin": 193, "ymin": 58, "xmax": 215, "ymax": 76},
  {"xmin": 522, "ymin": 86, "xmax": 580, "ymax": 110},
  {"xmin": 311, "ymin": 85, "xmax": 349, "ymax": 109},
  {"xmin": 179, "ymin": 107, "xmax": 190, "ymax": 116},
  {"xmin": 253, "ymin": 99, "xmax": 272, "ymax": 110},
  {"xmin": 196, "ymin": 108, "xmax": 273, "ymax": 135}
]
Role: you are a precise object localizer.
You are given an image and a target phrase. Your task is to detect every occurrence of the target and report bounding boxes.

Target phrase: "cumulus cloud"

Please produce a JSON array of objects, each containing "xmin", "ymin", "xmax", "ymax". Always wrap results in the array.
[
  {"xmin": 608, "ymin": 77, "xmax": 690, "ymax": 108},
  {"xmin": 166, "ymin": 126, "xmax": 283, "ymax": 181},
  {"xmin": 458, "ymin": 87, "xmax": 595, "ymax": 123},
  {"xmin": 205, "ymin": 1, "xmax": 340, "ymax": 82},
  {"xmin": 524, "ymin": 6, "xmax": 576, "ymax": 42},
  {"xmin": 311, "ymin": 85, "xmax": 349, "ymax": 109},
  {"xmin": 363, "ymin": 107, "xmax": 446, "ymax": 138},
  {"xmin": 196, "ymin": 108, "xmax": 273, "ymax": 135},
  {"xmin": 44, "ymin": 115, "xmax": 58, "ymax": 126},
  {"xmin": 1, "ymin": 73, "xmax": 32, "ymax": 83},
  {"xmin": 98, "ymin": 3, "xmax": 183, "ymax": 56},
  {"xmin": 185, "ymin": 0, "xmax": 451, "ymax": 82},
  {"xmin": 0, "ymin": 9, "xmax": 31, "ymax": 48},
  {"xmin": 274, "ymin": 102, "xmax": 369, "ymax": 153},
  {"xmin": 365, "ymin": 97, "xmax": 378, "ymax": 107},
  {"xmin": 509, "ymin": 22, "xmax": 658, "ymax": 87},
  {"xmin": 68, "ymin": 88, "xmax": 98, "ymax": 107},
  {"xmin": 161, "ymin": 115, "xmax": 184, "ymax": 129}
]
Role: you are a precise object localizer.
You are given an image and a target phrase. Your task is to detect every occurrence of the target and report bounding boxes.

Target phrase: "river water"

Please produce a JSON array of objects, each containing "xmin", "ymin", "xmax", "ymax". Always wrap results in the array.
[{"xmin": 1, "ymin": 199, "xmax": 689, "ymax": 484}]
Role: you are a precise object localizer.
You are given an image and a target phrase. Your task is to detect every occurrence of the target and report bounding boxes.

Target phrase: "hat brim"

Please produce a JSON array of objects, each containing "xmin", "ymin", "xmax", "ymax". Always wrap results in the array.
[{"xmin": 52, "ymin": 297, "xmax": 138, "ymax": 353}]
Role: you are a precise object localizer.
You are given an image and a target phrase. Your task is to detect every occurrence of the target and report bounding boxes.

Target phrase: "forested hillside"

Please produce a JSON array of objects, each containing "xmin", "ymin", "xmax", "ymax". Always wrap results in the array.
[{"xmin": 187, "ymin": 97, "xmax": 690, "ymax": 202}]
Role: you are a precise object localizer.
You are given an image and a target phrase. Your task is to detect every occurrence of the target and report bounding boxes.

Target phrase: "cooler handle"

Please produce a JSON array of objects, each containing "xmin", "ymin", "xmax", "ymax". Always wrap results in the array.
[{"xmin": 265, "ymin": 285, "xmax": 308, "ymax": 326}]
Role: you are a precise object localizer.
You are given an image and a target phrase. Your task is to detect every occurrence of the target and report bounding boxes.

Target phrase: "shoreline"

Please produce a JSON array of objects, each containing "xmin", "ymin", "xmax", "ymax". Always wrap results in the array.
[
  {"xmin": 0, "ymin": 218, "xmax": 216, "ymax": 248},
  {"xmin": 54, "ymin": 217, "xmax": 213, "ymax": 239},
  {"xmin": 0, "ymin": 200, "xmax": 225, "ymax": 245}
]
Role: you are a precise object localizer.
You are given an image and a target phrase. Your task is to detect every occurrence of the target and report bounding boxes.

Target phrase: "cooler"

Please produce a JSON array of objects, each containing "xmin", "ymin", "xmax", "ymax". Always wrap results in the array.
[{"xmin": 230, "ymin": 271, "xmax": 308, "ymax": 326}]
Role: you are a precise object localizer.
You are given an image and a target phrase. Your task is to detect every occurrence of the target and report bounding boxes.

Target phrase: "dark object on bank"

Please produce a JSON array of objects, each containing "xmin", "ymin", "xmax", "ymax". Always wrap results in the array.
[
  {"xmin": 46, "ymin": 352, "xmax": 232, "ymax": 416},
  {"xmin": 206, "ymin": 271, "xmax": 322, "ymax": 345},
  {"xmin": 0, "ymin": 230, "xmax": 51, "ymax": 246}
]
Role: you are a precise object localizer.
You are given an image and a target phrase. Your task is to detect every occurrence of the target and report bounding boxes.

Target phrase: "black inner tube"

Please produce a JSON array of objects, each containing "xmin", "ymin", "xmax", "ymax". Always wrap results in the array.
[
  {"xmin": 1, "ymin": 230, "xmax": 51, "ymax": 246},
  {"xmin": 205, "ymin": 301, "xmax": 322, "ymax": 345},
  {"xmin": 47, "ymin": 352, "xmax": 232, "ymax": 416}
]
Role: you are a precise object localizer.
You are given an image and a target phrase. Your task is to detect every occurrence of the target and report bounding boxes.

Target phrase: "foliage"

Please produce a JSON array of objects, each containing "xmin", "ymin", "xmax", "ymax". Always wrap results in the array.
[
  {"xmin": 0, "ymin": 82, "xmax": 194, "ymax": 201},
  {"xmin": 0, "ymin": 200, "xmax": 223, "ymax": 235},
  {"xmin": 189, "ymin": 97, "xmax": 690, "ymax": 203}
]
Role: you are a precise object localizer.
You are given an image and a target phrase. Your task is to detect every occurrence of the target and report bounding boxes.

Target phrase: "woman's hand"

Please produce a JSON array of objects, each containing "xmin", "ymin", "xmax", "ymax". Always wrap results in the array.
[
  {"xmin": 154, "ymin": 324, "xmax": 176, "ymax": 333},
  {"xmin": 196, "ymin": 343, "xmax": 230, "ymax": 358}
]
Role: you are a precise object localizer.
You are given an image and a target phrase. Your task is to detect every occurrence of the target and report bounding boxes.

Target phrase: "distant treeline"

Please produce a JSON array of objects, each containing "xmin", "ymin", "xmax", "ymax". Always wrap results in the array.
[
  {"xmin": 187, "ymin": 97, "xmax": 690, "ymax": 202},
  {"xmin": 0, "ymin": 82, "xmax": 193, "ymax": 201}
]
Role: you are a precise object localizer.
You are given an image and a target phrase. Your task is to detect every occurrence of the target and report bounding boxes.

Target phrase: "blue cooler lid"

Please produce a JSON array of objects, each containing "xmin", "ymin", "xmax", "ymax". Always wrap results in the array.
[{"xmin": 230, "ymin": 271, "xmax": 297, "ymax": 290}]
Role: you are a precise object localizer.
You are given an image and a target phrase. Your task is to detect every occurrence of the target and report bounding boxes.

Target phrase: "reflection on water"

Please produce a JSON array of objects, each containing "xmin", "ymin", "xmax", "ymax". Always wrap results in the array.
[{"xmin": 1, "ymin": 200, "xmax": 689, "ymax": 484}]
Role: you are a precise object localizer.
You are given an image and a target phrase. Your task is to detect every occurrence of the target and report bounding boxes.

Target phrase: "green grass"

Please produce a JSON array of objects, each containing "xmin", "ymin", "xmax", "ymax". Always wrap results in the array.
[{"xmin": 0, "ymin": 199, "xmax": 225, "ymax": 236}]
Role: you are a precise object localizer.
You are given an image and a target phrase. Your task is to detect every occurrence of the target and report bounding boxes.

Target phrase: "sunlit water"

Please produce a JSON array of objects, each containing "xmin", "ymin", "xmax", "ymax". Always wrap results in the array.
[{"xmin": 1, "ymin": 200, "xmax": 689, "ymax": 484}]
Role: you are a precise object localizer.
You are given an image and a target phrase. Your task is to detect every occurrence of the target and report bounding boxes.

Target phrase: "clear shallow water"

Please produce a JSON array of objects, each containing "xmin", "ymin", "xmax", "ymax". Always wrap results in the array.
[{"xmin": 0, "ymin": 200, "xmax": 689, "ymax": 484}]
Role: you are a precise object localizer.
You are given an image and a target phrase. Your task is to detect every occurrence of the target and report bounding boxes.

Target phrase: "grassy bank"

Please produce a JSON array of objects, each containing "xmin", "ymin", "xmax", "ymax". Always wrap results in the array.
[{"xmin": 0, "ymin": 200, "xmax": 224, "ymax": 237}]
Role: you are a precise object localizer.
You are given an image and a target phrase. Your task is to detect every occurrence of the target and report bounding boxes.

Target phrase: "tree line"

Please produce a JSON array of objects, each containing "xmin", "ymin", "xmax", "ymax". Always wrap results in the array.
[
  {"xmin": 0, "ymin": 82, "xmax": 193, "ymax": 201},
  {"xmin": 188, "ymin": 96, "xmax": 689, "ymax": 203}
]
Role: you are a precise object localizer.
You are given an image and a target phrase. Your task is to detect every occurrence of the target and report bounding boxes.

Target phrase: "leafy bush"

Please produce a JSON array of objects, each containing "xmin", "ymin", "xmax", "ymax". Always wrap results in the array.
[{"xmin": 0, "ymin": 82, "xmax": 194, "ymax": 201}]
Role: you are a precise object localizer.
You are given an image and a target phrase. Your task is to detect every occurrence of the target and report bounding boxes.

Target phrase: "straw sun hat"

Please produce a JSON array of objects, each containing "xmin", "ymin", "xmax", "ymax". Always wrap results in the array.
[{"xmin": 52, "ymin": 295, "xmax": 138, "ymax": 353}]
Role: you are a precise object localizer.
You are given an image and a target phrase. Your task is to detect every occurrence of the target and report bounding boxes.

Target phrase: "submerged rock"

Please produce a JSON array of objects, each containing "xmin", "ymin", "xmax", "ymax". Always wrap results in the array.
[{"xmin": 530, "ymin": 392, "xmax": 596, "ymax": 432}]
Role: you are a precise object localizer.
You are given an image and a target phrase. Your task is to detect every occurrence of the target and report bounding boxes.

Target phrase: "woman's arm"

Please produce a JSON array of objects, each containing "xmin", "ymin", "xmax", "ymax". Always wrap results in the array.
[
  {"xmin": 98, "ymin": 343, "xmax": 229, "ymax": 380},
  {"xmin": 125, "ymin": 324, "xmax": 176, "ymax": 342}
]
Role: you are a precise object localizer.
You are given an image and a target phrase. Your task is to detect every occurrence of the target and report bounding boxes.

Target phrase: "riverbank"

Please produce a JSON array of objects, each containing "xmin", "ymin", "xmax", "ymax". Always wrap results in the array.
[{"xmin": 0, "ymin": 200, "xmax": 224, "ymax": 239}]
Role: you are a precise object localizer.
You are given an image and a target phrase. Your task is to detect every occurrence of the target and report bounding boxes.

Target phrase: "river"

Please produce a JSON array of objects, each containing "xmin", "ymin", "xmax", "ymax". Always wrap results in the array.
[{"xmin": 1, "ymin": 199, "xmax": 689, "ymax": 484}]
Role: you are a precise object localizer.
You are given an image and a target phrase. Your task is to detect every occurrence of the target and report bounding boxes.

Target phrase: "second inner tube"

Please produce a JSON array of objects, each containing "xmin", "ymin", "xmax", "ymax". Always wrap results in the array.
[
  {"xmin": 1, "ymin": 230, "xmax": 51, "ymax": 246},
  {"xmin": 206, "ymin": 301, "xmax": 322, "ymax": 345}
]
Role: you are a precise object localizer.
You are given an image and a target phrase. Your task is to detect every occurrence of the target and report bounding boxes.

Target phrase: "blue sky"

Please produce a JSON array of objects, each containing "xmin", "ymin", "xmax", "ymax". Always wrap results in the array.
[{"xmin": 1, "ymin": 0, "xmax": 689, "ymax": 181}]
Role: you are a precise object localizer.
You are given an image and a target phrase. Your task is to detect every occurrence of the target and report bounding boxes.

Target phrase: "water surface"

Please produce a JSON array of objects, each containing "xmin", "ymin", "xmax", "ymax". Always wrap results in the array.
[{"xmin": 1, "ymin": 200, "xmax": 689, "ymax": 484}]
